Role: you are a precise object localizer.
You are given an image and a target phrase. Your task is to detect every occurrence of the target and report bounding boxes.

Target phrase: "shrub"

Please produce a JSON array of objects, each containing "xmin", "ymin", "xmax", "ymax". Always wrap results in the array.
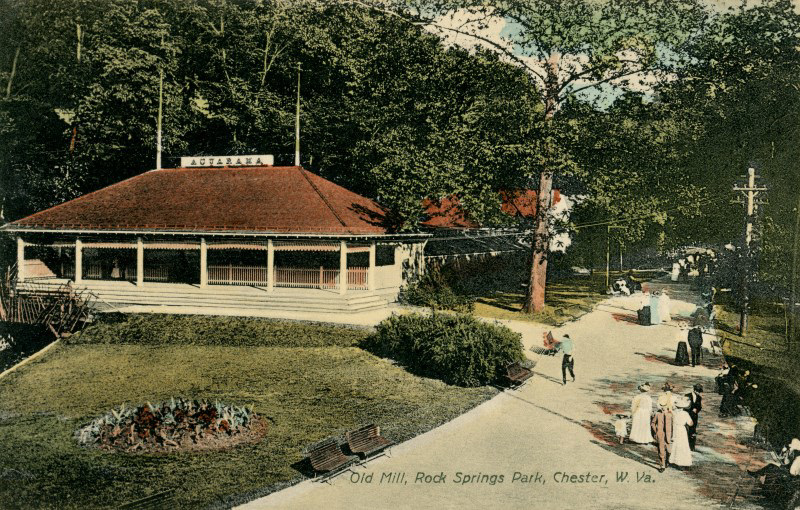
[
  {"xmin": 362, "ymin": 313, "xmax": 524, "ymax": 387},
  {"xmin": 68, "ymin": 314, "xmax": 368, "ymax": 347},
  {"xmin": 400, "ymin": 266, "xmax": 475, "ymax": 313}
]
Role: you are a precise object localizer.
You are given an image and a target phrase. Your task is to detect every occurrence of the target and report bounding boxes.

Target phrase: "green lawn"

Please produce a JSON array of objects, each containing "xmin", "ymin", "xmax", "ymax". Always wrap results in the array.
[
  {"xmin": 0, "ymin": 316, "xmax": 497, "ymax": 509},
  {"xmin": 470, "ymin": 270, "xmax": 659, "ymax": 326}
]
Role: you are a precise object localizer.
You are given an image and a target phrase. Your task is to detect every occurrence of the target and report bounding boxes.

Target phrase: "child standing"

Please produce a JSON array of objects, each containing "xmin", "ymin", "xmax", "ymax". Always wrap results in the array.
[{"xmin": 614, "ymin": 414, "xmax": 629, "ymax": 444}]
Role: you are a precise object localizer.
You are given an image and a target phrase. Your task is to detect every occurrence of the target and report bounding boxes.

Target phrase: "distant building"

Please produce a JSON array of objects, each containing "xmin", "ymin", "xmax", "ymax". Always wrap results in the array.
[
  {"xmin": 2, "ymin": 162, "xmax": 428, "ymax": 313},
  {"xmin": 421, "ymin": 190, "xmax": 565, "ymax": 264}
]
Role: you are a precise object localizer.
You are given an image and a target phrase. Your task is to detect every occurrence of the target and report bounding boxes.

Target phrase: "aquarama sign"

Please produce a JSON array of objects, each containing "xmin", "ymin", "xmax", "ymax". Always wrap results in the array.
[{"xmin": 180, "ymin": 155, "xmax": 275, "ymax": 168}]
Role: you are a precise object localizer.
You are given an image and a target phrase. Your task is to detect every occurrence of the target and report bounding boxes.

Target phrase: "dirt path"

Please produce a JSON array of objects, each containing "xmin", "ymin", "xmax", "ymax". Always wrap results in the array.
[{"xmin": 239, "ymin": 282, "xmax": 768, "ymax": 510}]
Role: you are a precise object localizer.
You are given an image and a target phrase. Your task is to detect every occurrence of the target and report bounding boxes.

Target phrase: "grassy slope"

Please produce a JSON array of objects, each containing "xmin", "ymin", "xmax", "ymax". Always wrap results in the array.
[
  {"xmin": 714, "ymin": 300, "xmax": 800, "ymax": 443},
  {"xmin": 0, "ymin": 317, "xmax": 496, "ymax": 509}
]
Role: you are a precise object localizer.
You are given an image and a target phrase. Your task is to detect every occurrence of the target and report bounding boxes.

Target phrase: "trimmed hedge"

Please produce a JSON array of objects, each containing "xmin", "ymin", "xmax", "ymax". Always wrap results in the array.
[
  {"xmin": 68, "ymin": 314, "xmax": 368, "ymax": 347},
  {"xmin": 362, "ymin": 313, "xmax": 524, "ymax": 387}
]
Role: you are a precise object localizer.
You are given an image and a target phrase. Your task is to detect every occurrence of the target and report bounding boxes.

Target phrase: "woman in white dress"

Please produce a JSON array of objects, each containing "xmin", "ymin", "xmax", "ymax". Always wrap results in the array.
[
  {"xmin": 659, "ymin": 290, "xmax": 672, "ymax": 322},
  {"xmin": 671, "ymin": 396, "xmax": 694, "ymax": 467},
  {"xmin": 629, "ymin": 383, "xmax": 654, "ymax": 444},
  {"xmin": 649, "ymin": 291, "xmax": 661, "ymax": 324}
]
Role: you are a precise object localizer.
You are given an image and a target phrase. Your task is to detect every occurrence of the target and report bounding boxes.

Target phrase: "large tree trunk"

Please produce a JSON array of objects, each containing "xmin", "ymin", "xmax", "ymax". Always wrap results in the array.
[
  {"xmin": 524, "ymin": 167, "xmax": 554, "ymax": 313},
  {"xmin": 523, "ymin": 54, "xmax": 560, "ymax": 314}
]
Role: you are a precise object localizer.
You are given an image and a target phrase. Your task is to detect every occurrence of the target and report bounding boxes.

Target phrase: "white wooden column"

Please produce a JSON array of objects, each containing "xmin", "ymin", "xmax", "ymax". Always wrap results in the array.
[
  {"xmin": 75, "ymin": 238, "xmax": 83, "ymax": 284},
  {"xmin": 136, "ymin": 237, "xmax": 144, "ymax": 287},
  {"xmin": 199, "ymin": 238, "xmax": 208, "ymax": 288},
  {"xmin": 267, "ymin": 239, "xmax": 274, "ymax": 292},
  {"xmin": 368, "ymin": 241, "xmax": 376, "ymax": 291},
  {"xmin": 339, "ymin": 240, "xmax": 347, "ymax": 295},
  {"xmin": 16, "ymin": 237, "xmax": 25, "ymax": 282}
]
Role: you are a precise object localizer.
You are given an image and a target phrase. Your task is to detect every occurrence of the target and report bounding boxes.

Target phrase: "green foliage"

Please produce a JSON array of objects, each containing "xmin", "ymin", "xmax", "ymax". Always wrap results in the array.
[
  {"xmin": 399, "ymin": 265, "xmax": 475, "ymax": 313},
  {"xmin": 362, "ymin": 312, "xmax": 524, "ymax": 387},
  {"xmin": 68, "ymin": 314, "xmax": 368, "ymax": 347},
  {"xmin": 76, "ymin": 398, "xmax": 255, "ymax": 452}
]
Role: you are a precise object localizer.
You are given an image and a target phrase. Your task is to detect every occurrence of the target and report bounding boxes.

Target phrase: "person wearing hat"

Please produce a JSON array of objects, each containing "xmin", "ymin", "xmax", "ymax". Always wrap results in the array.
[
  {"xmin": 685, "ymin": 384, "xmax": 703, "ymax": 451},
  {"xmin": 630, "ymin": 383, "xmax": 654, "ymax": 444},
  {"xmin": 670, "ymin": 396, "xmax": 694, "ymax": 467},
  {"xmin": 651, "ymin": 394, "xmax": 674, "ymax": 471},
  {"xmin": 661, "ymin": 382, "xmax": 675, "ymax": 410},
  {"xmin": 556, "ymin": 334, "xmax": 575, "ymax": 385}
]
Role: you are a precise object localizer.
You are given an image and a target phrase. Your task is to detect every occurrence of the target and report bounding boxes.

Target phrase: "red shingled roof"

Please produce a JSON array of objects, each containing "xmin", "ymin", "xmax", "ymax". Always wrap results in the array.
[
  {"xmin": 421, "ymin": 189, "xmax": 560, "ymax": 229},
  {"xmin": 10, "ymin": 166, "xmax": 389, "ymax": 235}
]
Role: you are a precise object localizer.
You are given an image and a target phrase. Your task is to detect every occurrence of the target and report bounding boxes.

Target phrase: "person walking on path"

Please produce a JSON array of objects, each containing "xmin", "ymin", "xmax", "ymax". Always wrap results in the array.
[
  {"xmin": 688, "ymin": 327, "xmax": 704, "ymax": 367},
  {"xmin": 614, "ymin": 414, "xmax": 629, "ymax": 444},
  {"xmin": 557, "ymin": 334, "xmax": 575, "ymax": 385},
  {"xmin": 661, "ymin": 382, "xmax": 675, "ymax": 410},
  {"xmin": 630, "ymin": 383, "xmax": 654, "ymax": 444},
  {"xmin": 659, "ymin": 290, "xmax": 672, "ymax": 322},
  {"xmin": 686, "ymin": 384, "xmax": 703, "ymax": 451},
  {"xmin": 651, "ymin": 394, "xmax": 674, "ymax": 472},
  {"xmin": 649, "ymin": 291, "xmax": 662, "ymax": 325},
  {"xmin": 670, "ymin": 397, "xmax": 695, "ymax": 467}
]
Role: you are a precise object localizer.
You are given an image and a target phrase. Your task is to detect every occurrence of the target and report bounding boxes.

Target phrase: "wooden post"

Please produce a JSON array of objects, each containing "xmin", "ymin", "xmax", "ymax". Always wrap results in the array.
[
  {"xmin": 339, "ymin": 241, "xmax": 347, "ymax": 295},
  {"xmin": 200, "ymin": 238, "xmax": 208, "ymax": 287},
  {"xmin": 319, "ymin": 266, "xmax": 324, "ymax": 288},
  {"xmin": 368, "ymin": 241, "xmax": 376, "ymax": 291},
  {"xmin": 136, "ymin": 237, "xmax": 144, "ymax": 286},
  {"xmin": 75, "ymin": 238, "xmax": 83, "ymax": 284},
  {"xmin": 16, "ymin": 236, "xmax": 25, "ymax": 282},
  {"xmin": 267, "ymin": 239, "xmax": 274, "ymax": 292}
]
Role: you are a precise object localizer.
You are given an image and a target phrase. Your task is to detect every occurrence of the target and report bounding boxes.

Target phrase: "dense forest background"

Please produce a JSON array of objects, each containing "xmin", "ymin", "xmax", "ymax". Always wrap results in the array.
[{"xmin": 2, "ymin": 0, "xmax": 800, "ymax": 292}]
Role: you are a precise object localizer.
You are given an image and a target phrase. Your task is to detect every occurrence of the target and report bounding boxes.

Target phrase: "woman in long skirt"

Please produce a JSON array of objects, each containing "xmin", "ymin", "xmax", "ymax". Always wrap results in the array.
[
  {"xmin": 629, "ymin": 383, "xmax": 654, "ymax": 444},
  {"xmin": 659, "ymin": 290, "xmax": 672, "ymax": 322},
  {"xmin": 649, "ymin": 291, "xmax": 662, "ymax": 324},
  {"xmin": 671, "ymin": 397, "xmax": 694, "ymax": 466}
]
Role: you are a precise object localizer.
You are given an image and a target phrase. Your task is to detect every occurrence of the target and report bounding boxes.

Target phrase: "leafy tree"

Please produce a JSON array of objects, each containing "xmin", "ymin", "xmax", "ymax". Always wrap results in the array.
[{"xmin": 355, "ymin": 0, "xmax": 708, "ymax": 311}]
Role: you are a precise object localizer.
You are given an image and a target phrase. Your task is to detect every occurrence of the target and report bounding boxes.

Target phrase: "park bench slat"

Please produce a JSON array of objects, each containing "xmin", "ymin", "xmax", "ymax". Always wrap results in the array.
[
  {"xmin": 503, "ymin": 361, "xmax": 533, "ymax": 388},
  {"xmin": 307, "ymin": 437, "xmax": 358, "ymax": 479},
  {"xmin": 345, "ymin": 424, "xmax": 395, "ymax": 459}
]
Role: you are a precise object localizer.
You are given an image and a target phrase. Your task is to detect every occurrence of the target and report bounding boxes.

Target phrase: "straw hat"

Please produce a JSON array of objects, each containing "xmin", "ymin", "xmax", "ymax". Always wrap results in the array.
[
  {"xmin": 657, "ymin": 394, "xmax": 672, "ymax": 408},
  {"xmin": 674, "ymin": 396, "xmax": 690, "ymax": 409},
  {"xmin": 638, "ymin": 383, "xmax": 651, "ymax": 392}
]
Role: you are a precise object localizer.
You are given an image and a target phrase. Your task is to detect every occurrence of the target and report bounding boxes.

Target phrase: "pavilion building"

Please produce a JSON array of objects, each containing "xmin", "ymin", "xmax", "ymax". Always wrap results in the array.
[{"xmin": 2, "ymin": 161, "xmax": 428, "ymax": 313}]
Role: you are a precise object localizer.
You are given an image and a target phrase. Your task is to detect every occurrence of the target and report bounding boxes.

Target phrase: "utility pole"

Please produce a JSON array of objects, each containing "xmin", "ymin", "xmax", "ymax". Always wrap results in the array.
[
  {"xmin": 294, "ymin": 65, "xmax": 301, "ymax": 167},
  {"xmin": 733, "ymin": 167, "xmax": 767, "ymax": 337},
  {"xmin": 156, "ymin": 67, "xmax": 163, "ymax": 170},
  {"xmin": 606, "ymin": 225, "xmax": 627, "ymax": 289}
]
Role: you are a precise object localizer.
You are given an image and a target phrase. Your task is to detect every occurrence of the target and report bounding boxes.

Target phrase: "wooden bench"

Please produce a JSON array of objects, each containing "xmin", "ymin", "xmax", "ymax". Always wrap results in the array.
[
  {"xmin": 307, "ymin": 437, "xmax": 359, "ymax": 480},
  {"xmin": 345, "ymin": 424, "xmax": 395, "ymax": 460},
  {"xmin": 503, "ymin": 361, "xmax": 533, "ymax": 388}
]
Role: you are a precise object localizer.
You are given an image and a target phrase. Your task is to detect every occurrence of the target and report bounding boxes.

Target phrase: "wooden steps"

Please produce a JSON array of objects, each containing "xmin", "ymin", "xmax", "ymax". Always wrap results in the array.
[{"xmin": 19, "ymin": 280, "xmax": 397, "ymax": 314}]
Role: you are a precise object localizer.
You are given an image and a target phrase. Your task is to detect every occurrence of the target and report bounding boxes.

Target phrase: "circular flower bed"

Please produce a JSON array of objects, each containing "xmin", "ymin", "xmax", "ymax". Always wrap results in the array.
[{"xmin": 76, "ymin": 398, "xmax": 267, "ymax": 453}]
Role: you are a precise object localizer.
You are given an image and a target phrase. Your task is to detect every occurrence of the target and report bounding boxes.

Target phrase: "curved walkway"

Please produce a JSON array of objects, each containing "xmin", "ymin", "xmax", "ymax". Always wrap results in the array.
[{"xmin": 239, "ymin": 283, "xmax": 766, "ymax": 510}]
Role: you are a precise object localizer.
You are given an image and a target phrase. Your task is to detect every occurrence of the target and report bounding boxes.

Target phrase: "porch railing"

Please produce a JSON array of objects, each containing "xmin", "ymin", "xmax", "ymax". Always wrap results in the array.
[
  {"xmin": 207, "ymin": 265, "xmax": 368, "ymax": 290},
  {"xmin": 274, "ymin": 266, "xmax": 338, "ymax": 289},
  {"xmin": 143, "ymin": 265, "xmax": 169, "ymax": 282},
  {"xmin": 208, "ymin": 265, "xmax": 268, "ymax": 285}
]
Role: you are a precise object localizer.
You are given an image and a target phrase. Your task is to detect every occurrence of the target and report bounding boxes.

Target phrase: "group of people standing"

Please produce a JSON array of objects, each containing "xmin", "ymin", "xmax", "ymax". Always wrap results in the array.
[{"xmin": 616, "ymin": 382, "xmax": 703, "ymax": 472}]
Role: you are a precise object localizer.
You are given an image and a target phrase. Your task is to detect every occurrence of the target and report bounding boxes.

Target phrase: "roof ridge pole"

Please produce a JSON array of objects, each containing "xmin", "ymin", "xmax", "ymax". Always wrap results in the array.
[{"xmin": 294, "ymin": 64, "xmax": 301, "ymax": 167}]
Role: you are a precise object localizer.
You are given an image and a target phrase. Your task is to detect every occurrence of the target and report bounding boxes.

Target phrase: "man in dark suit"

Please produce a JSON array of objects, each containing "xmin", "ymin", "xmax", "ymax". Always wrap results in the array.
[
  {"xmin": 686, "ymin": 384, "xmax": 703, "ymax": 451},
  {"xmin": 688, "ymin": 327, "xmax": 704, "ymax": 367}
]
